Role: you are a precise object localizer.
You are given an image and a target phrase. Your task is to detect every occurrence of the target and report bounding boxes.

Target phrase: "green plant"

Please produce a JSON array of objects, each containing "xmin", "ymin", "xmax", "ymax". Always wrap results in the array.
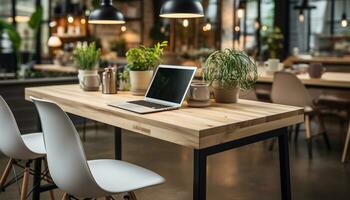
[
  {"xmin": 27, "ymin": 6, "xmax": 43, "ymax": 63},
  {"xmin": 73, "ymin": 42, "xmax": 101, "ymax": 70},
  {"xmin": 119, "ymin": 70, "xmax": 129, "ymax": 81},
  {"xmin": 0, "ymin": 20, "xmax": 21, "ymax": 68},
  {"xmin": 126, "ymin": 41, "xmax": 168, "ymax": 71},
  {"xmin": 0, "ymin": 6, "xmax": 43, "ymax": 66},
  {"xmin": 0, "ymin": 20, "xmax": 21, "ymax": 52},
  {"xmin": 203, "ymin": 48, "xmax": 258, "ymax": 90},
  {"xmin": 262, "ymin": 26, "xmax": 284, "ymax": 59}
]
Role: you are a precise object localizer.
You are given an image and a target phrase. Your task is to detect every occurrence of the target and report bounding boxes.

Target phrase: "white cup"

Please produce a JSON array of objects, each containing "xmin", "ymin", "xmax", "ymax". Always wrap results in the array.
[{"xmin": 265, "ymin": 59, "xmax": 280, "ymax": 71}]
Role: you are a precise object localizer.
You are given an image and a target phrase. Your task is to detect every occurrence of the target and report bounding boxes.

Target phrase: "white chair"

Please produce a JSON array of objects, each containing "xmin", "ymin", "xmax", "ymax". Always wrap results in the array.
[
  {"xmin": 271, "ymin": 72, "xmax": 330, "ymax": 159},
  {"xmin": 32, "ymin": 97, "xmax": 165, "ymax": 199},
  {"xmin": 0, "ymin": 96, "xmax": 54, "ymax": 200}
]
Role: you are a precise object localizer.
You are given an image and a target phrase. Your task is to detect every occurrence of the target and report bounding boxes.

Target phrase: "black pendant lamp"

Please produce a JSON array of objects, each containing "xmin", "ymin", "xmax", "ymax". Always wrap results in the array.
[
  {"xmin": 89, "ymin": 0, "xmax": 125, "ymax": 24},
  {"xmin": 160, "ymin": 0, "xmax": 204, "ymax": 19}
]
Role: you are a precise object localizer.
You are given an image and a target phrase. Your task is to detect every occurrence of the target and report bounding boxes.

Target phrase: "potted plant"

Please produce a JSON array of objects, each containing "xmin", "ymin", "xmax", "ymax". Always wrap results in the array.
[
  {"xmin": 73, "ymin": 42, "xmax": 101, "ymax": 90},
  {"xmin": 118, "ymin": 70, "xmax": 130, "ymax": 91},
  {"xmin": 126, "ymin": 41, "xmax": 168, "ymax": 95},
  {"xmin": 203, "ymin": 48, "xmax": 258, "ymax": 103},
  {"xmin": 0, "ymin": 6, "xmax": 43, "ymax": 78},
  {"xmin": 262, "ymin": 26, "xmax": 284, "ymax": 70}
]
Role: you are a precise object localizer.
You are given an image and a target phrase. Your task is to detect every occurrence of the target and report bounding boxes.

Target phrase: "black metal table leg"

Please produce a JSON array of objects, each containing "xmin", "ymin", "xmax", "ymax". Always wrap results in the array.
[
  {"xmin": 32, "ymin": 158, "xmax": 42, "ymax": 200},
  {"xmin": 193, "ymin": 149, "xmax": 207, "ymax": 200},
  {"xmin": 278, "ymin": 128, "xmax": 292, "ymax": 200},
  {"xmin": 115, "ymin": 127, "xmax": 122, "ymax": 160}
]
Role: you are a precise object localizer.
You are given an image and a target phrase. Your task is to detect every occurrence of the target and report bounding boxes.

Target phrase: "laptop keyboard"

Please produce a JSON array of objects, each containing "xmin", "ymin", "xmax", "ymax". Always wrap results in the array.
[{"xmin": 128, "ymin": 100, "xmax": 171, "ymax": 109}]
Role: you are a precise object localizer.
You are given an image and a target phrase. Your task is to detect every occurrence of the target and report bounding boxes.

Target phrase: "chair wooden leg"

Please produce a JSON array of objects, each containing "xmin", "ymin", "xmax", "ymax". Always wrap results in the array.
[
  {"xmin": 129, "ymin": 191, "xmax": 137, "ymax": 200},
  {"xmin": 341, "ymin": 123, "xmax": 350, "ymax": 163},
  {"xmin": 305, "ymin": 115, "xmax": 313, "ymax": 159},
  {"xmin": 49, "ymin": 189, "xmax": 55, "ymax": 200},
  {"xmin": 20, "ymin": 166, "xmax": 30, "ymax": 200},
  {"xmin": 41, "ymin": 158, "xmax": 55, "ymax": 200},
  {"xmin": 61, "ymin": 193, "xmax": 68, "ymax": 200},
  {"xmin": 316, "ymin": 113, "xmax": 331, "ymax": 150},
  {"xmin": 0, "ymin": 158, "xmax": 13, "ymax": 190}
]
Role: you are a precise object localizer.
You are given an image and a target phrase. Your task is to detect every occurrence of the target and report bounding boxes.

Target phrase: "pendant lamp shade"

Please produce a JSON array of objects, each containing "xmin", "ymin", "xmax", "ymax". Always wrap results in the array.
[
  {"xmin": 160, "ymin": 0, "xmax": 204, "ymax": 19},
  {"xmin": 89, "ymin": 0, "xmax": 125, "ymax": 24}
]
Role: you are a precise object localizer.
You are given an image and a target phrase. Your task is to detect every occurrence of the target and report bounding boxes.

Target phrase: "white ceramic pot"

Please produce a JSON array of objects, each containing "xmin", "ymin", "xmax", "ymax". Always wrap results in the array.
[
  {"xmin": 129, "ymin": 70, "xmax": 153, "ymax": 95},
  {"xmin": 78, "ymin": 70, "xmax": 100, "ymax": 91}
]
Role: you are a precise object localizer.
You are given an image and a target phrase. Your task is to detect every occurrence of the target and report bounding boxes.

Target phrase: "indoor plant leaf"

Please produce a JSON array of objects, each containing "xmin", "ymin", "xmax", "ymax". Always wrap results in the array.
[{"xmin": 28, "ymin": 6, "xmax": 43, "ymax": 31}]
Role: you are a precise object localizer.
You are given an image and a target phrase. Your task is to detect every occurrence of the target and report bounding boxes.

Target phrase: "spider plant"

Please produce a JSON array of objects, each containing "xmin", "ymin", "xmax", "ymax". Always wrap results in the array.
[
  {"xmin": 204, "ymin": 48, "xmax": 257, "ymax": 90},
  {"xmin": 203, "ymin": 48, "xmax": 258, "ymax": 103}
]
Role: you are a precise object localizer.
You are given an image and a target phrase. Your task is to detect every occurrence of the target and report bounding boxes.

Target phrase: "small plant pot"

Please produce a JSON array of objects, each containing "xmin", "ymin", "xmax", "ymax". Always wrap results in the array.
[
  {"xmin": 129, "ymin": 70, "xmax": 153, "ymax": 96},
  {"xmin": 212, "ymin": 85, "xmax": 240, "ymax": 103},
  {"xmin": 78, "ymin": 70, "xmax": 100, "ymax": 91}
]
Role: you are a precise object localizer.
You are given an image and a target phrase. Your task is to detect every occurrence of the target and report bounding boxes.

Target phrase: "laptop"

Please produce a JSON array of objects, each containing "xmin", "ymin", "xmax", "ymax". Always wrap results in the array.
[{"xmin": 108, "ymin": 65, "xmax": 197, "ymax": 114}]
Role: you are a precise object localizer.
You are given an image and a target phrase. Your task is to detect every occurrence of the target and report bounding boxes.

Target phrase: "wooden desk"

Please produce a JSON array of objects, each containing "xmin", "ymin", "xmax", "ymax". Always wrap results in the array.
[
  {"xmin": 25, "ymin": 85, "xmax": 304, "ymax": 200},
  {"xmin": 258, "ymin": 70, "xmax": 350, "ymax": 89}
]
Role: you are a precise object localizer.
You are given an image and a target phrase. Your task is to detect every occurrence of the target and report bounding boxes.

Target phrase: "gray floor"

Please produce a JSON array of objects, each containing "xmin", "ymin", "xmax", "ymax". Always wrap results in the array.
[{"xmin": 1, "ymin": 121, "xmax": 350, "ymax": 200}]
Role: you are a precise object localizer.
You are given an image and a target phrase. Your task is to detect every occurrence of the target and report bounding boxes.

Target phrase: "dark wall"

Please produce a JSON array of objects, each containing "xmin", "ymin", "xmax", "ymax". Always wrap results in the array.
[
  {"xmin": 275, "ymin": 0, "xmax": 290, "ymax": 60},
  {"xmin": 0, "ymin": 53, "xmax": 17, "ymax": 73}
]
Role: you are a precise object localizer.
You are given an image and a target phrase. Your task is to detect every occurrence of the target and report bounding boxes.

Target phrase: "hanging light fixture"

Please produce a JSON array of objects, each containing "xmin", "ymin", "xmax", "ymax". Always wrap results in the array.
[
  {"xmin": 341, "ymin": 0, "xmax": 348, "ymax": 27},
  {"xmin": 159, "ymin": 0, "xmax": 204, "ymax": 19},
  {"xmin": 341, "ymin": 13, "xmax": 348, "ymax": 27},
  {"xmin": 204, "ymin": 19, "xmax": 212, "ymax": 31},
  {"xmin": 294, "ymin": 0, "xmax": 316, "ymax": 23},
  {"xmin": 237, "ymin": 0, "xmax": 246, "ymax": 19},
  {"xmin": 298, "ymin": 10, "xmax": 305, "ymax": 22},
  {"xmin": 89, "ymin": 0, "xmax": 125, "ymax": 24},
  {"xmin": 47, "ymin": 36, "xmax": 62, "ymax": 48},
  {"xmin": 121, "ymin": 25, "xmax": 127, "ymax": 32},
  {"xmin": 182, "ymin": 19, "xmax": 189, "ymax": 27}
]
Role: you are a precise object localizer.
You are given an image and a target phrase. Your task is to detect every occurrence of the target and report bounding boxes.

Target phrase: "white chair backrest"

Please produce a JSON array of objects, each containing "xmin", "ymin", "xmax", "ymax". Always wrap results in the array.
[
  {"xmin": 0, "ymin": 96, "xmax": 38, "ymax": 160},
  {"xmin": 32, "ymin": 97, "xmax": 106, "ymax": 198},
  {"xmin": 271, "ymin": 72, "xmax": 313, "ymax": 107}
]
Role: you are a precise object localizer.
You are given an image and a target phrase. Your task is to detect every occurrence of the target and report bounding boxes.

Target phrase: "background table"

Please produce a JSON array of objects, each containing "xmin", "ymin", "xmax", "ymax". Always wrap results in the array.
[
  {"xmin": 25, "ymin": 85, "xmax": 304, "ymax": 200},
  {"xmin": 258, "ymin": 70, "xmax": 350, "ymax": 89}
]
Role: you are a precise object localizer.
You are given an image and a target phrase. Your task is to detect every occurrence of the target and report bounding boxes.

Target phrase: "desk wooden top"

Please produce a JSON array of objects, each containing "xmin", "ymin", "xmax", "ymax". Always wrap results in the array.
[
  {"xmin": 25, "ymin": 85, "xmax": 304, "ymax": 149},
  {"xmin": 34, "ymin": 64, "xmax": 78, "ymax": 73},
  {"xmin": 258, "ymin": 70, "xmax": 350, "ymax": 89}
]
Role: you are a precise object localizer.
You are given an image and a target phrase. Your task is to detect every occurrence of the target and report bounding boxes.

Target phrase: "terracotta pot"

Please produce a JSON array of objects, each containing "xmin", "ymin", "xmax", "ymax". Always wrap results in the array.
[
  {"xmin": 212, "ymin": 82, "xmax": 239, "ymax": 103},
  {"xmin": 129, "ymin": 70, "xmax": 153, "ymax": 95}
]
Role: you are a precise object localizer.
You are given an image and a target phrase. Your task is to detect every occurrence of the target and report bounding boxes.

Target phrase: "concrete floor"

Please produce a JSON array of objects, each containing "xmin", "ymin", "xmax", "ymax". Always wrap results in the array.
[{"xmin": 1, "ymin": 121, "xmax": 350, "ymax": 200}]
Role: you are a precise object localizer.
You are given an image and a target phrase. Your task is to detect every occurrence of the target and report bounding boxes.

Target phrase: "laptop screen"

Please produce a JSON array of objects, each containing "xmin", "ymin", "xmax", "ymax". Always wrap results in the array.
[{"xmin": 146, "ymin": 66, "xmax": 195, "ymax": 104}]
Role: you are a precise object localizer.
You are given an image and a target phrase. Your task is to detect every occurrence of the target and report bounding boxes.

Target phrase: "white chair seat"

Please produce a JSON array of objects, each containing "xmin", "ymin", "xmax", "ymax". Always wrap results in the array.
[
  {"xmin": 88, "ymin": 159, "xmax": 165, "ymax": 194},
  {"xmin": 21, "ymin": 132, "xmax": 46, "ymax": 155}
]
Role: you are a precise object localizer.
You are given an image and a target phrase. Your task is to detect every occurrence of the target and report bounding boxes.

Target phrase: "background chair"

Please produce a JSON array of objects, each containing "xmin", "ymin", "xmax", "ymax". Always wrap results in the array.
[
  {"xmin": 271, "ymin": 72, "xmax": 331, "ymax": 159},
  {"xmin": 316, "ymin": 93, "xmax": 350, "ymax": 163},
  {"xmin": 32, "ymin": 97, "xmax": 164, "ymax": 199},
  {"xmin": 0, "ymin": 96, "xmax": 54, "ymax": 200}
]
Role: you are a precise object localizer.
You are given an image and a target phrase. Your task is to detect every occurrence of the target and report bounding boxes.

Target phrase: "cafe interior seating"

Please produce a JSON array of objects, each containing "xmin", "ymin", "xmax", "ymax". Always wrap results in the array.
[{"xmin": 1, "ymin": 0, "xmax": 350, "ymax": 199}]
